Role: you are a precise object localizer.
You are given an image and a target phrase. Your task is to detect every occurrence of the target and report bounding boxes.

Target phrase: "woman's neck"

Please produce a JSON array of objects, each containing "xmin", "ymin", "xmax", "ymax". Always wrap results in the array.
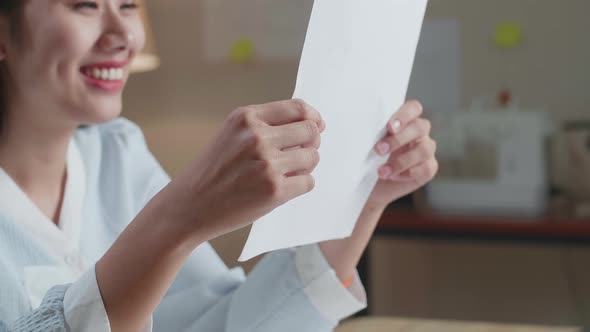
[{"xmin": 0, "ymin": 108, "xmax": 75, "ymax": 225}]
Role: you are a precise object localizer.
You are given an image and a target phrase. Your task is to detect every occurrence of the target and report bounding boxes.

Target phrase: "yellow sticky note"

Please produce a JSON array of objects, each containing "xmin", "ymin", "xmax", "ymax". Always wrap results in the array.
[
  {"xmin": 494, "ymin": 22, "xmax": 523, "ymax": 49},
  {"xmin": 230, "ymin": 39, "xmax": 255, "ymax": 64}
]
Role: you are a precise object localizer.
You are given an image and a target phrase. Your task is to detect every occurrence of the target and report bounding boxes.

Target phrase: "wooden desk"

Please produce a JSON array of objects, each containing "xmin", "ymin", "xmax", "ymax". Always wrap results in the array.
[{"xmin": 337, "ymin": 318, "xmax": 581, "ymax": 332}]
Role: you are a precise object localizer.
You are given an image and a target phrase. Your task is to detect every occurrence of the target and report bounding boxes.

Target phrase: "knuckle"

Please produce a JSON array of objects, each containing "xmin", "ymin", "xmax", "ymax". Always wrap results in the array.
[
  {"xmin": 426, "ymin": 120, "xmax": 432, "ymax": 133},
  {"xmin": 231, "ymin": 106, "xmax": 258, "ymax": 128},
  {"xmin": 390, "ymin": 135, "xmax": 402, "ymax": 149},
  {"xmin": 256, "ymin": 153, "xmax": 278, "ymax": 175},
  {"xmin": 432, "ymin": 160, "xmax": 440, "ymax": 175},
  {"xmin": 430, "ymin": 138, "xmax": 438, "ymax": 152},
  {"xmin": 229, "ymin": 107, "xmax": 246, "ymax": 120},
  {"xmin": 244, "ymin": 128, "xmax": 263, "ymax": 150},
  {"xmin": 419, "ymin": 140, "xmax": 432, "ymax": 159},
  {"xmin": 292, "ymin": 98, "xmax": 310, "ymax": 117},
  {"xmin": 390, "ymin": 157, "xmax": 404, "ymax": 171},
  {"xmin": 308, "ymin": 134, "xmax": 322, "ymax": 149},
  {"xmin": 418, "ymin": 119, "xmax": 431, "ymax": 135},
  {"xmin": 232, "ymin": 106, "xmax": 250, "ymax": 119},
  {"xmin": 257, "ymin": 145, "xmax": 278, "ymax": 163},
  {"xmin": 396, "ymin": 159, "xmax": 407, "ymax": 171},
  {"xmin": 293, "ymin": 98, "xmax": 320, "ymax": 122},
  {"xmin": 425, "ymin": 160, "xmax": 439, "ymax": 179},
  {"xmin": 304, "ymin": 175, "xmax": 316, "ymax": 193},
  {"xmin": 303, "ymin": 120, "xmax": 320, "ymax": 139},
  {"xmin": 409, "ymin": 100, "xmax": 424, "ymax": 114},
  {"xmin": 309, "ymin": 148, "xmax": 320, "ymax": 167},
  {"xmin": 256, "ymin": 159, "xmax": 273, "ymax": 175}
]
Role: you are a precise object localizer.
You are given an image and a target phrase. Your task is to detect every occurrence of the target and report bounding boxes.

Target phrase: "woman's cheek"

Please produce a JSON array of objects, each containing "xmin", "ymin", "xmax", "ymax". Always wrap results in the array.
[{"xmin": 130, "ymin": 20, "xmax": 146, "ymax": 54}]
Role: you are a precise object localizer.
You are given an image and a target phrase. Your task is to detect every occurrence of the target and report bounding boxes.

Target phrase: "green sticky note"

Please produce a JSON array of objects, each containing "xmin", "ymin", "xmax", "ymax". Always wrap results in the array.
[
  {"xmin": 494, "ymin": 22, "xmax": 523, "ymax": 49},
  {"xmin": 230, "ymin": 39, "xmax": 255, "ymax": 64}
]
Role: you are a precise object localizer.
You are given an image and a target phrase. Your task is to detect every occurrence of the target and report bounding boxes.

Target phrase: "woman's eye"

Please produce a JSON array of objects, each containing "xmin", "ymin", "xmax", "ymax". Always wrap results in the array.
[
  {"xmin": 73, "ymin": 1, "xmax": 98, "ymax": 10},
  {"xmin": 121, "ymin": 2, "xmax": 139, "ymax": 10}
]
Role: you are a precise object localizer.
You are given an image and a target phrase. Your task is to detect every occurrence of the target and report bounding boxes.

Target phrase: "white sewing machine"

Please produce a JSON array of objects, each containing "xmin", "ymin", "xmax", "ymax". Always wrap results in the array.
[{"xmin": 425, "ymin": 110, "xmax": 551, "ymax": 217}]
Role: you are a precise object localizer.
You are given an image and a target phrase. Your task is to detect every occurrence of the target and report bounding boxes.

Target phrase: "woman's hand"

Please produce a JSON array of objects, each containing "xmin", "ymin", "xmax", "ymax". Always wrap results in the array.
[
  {"xmin": 319, "ymin": 100, "xmax": 437, "ymax": 282},
  {"xmin": 368, "ymin": 100, "xmax": 438, "ymax": 209},
  {"xmin": 164, "ymin": 99, "xmax": 325, "ymax": 243},
  {"xmin": 99, "ymin": 100, "xmax": 323, "ymax": 332}
]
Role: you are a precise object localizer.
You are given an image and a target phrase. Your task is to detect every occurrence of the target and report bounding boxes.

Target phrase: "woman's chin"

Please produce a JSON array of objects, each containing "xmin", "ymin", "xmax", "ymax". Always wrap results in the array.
[{"xmin": 74, "ymin": 100, "xmax": 123, "ymax": 125}]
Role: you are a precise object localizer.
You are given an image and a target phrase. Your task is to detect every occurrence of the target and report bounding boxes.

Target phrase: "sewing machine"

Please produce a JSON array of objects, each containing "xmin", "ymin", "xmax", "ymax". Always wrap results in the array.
[{"xmin": 425, "ymin": 110, "xmax": 551, "ymax": 217}]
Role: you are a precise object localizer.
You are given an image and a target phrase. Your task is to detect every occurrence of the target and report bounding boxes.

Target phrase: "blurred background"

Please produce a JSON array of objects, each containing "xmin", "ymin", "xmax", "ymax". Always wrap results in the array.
[{"xmin": 125, "ymin": 0, "xmax": 590, "ymax": 329}]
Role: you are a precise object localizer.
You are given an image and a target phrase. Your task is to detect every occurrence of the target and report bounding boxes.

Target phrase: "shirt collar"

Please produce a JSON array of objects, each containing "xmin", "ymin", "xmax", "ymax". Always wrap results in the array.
[{"xmin": 0, "ymin": 138, "xmax": 86, "ymax": 257}]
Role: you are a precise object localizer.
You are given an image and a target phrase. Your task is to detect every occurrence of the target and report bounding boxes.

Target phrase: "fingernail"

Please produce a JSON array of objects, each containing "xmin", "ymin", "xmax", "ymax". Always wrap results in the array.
[
  {"xmin": 376, "ymin": 142, "xmax": 390, "ymax": 155},
  {"xmin": 391, "ymin": 120, "xmax": 401, "ymax": 133},
  {"xmin": 379, "ymin": 165, "xmax": 392, "ymax": 179}
]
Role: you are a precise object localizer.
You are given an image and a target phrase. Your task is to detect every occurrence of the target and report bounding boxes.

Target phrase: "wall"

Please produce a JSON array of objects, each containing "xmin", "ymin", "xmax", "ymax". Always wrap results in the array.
[
  {"xmin": 427, "ymin": 0, "xmax": 590, "ymax": 119},
  {"xmin": 124, "ymin": 0, "xmax": 590, "ymax": 123}
]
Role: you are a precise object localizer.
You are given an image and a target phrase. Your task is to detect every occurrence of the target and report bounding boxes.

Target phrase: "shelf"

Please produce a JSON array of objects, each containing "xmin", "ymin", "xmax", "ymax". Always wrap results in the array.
[{"xmin": 377, "ymin": 210, "xmax": 590, "ymax": 245}]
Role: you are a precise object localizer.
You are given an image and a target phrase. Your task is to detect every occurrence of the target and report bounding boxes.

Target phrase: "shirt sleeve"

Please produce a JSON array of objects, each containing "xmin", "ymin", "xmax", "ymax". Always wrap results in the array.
[
  {"xmin": 151, "ymin": 244, "xmax": 366, "ymax": 332},
  {"xmin": 2, "ymin": 267, "xmax": 152, "ymax": 332},
  {"xmin": 63, "ymin": 267, "xmax": 152, "ymax": 332},
  {"xmin": 294, "ymin": 244, "xmax": 367, "ymax": 321},
  {"xmin": 1, "ymin": 267, "xmax": 150, "ymax": 332},
  {"xmin": 62, "ymin": 268, "xmax": 111, "ymax": 332}
]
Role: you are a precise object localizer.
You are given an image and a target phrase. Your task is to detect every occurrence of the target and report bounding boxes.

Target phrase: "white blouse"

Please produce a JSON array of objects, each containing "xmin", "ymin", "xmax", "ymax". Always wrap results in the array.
[{"xmin": 0, "ymin": 118, "xmax": 366, "ymax": 332}]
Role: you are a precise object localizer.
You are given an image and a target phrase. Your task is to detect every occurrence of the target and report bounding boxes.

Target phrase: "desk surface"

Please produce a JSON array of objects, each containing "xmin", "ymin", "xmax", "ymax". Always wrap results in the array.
[{"xmin": 337, "ymin": 318, "xmax": 581, "ymax": 332}]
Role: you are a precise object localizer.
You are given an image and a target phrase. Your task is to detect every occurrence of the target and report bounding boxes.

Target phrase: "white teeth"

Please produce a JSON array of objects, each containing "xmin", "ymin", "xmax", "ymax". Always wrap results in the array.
[
  {"xmin": 86, "ymin": 67, "xmax": 124, "ymax": 81},
  {"xmin": 109, "ymin": 68, "xmax": 116, "ymax": 80},
  {"xmin": 101, "ymin": 68, "xmax": 109, "ymax": 80}
]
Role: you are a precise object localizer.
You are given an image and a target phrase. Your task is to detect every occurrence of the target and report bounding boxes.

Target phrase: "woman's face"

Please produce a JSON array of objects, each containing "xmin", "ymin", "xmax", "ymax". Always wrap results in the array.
[{"xmin": 0, "ymin": 0, "xmax": 145, "ymax": 127}]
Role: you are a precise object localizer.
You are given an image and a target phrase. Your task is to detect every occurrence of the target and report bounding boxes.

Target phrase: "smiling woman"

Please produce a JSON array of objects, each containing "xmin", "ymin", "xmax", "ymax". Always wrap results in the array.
[
  {"xmin": 0, "ymin": 0, "xmax": 145, "ymax": 128},
  {"xmin": 0, "ymin": 1, "xmax": 437, "ymax": 332}
]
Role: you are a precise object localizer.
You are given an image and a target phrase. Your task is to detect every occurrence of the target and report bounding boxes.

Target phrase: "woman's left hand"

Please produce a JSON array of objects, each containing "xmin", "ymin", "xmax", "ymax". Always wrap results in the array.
[
  {"xmin": 318, "ymin": 100, "xmax": 438, "ymax": 282},
  {"xmin": 367, "ymin": 100, "xmax": 438, "ymax": 209}
]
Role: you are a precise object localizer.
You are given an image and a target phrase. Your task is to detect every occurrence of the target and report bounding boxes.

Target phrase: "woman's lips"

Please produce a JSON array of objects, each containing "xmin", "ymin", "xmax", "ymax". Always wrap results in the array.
[{"xmin": 80, "ymin": 62, "xmax": 129, "ymax": 92}]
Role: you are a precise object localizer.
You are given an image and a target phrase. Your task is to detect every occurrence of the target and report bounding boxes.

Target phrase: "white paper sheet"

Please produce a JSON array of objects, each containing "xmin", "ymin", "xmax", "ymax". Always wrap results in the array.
[{"xmin": 239, "ymin": 0, "xmax": 428, "ymax": 261}]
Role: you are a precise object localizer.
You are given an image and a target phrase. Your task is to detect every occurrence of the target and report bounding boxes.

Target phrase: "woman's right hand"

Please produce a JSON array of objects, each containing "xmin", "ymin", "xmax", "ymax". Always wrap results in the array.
[
  {"xmin": 97, "ymin": 99, "xmax": 323, "ymax": 331},
  {"xmin": 159, "ymin": 99, "xmax": 325, "ymax": 243}
]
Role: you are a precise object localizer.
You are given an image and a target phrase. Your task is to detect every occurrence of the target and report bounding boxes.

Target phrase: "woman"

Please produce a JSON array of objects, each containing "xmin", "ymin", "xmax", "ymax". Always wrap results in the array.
[{"xmin": 0, "ymin": 1, "xmax": 438, "ymax": 331}]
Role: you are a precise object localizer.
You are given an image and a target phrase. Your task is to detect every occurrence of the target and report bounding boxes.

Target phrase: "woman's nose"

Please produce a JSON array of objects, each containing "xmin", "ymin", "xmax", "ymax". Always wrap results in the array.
[{"xmin": 97, "ymin": 12, "xmax": 134, "ymax": 53}]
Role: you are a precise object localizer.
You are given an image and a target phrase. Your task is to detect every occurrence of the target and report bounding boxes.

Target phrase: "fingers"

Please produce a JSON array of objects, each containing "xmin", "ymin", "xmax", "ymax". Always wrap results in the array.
[
  {"xmin": 255, "ymin": 99, "xmax": 325, "ymax": 131},
  {"xmin": 277, "ymin": 147, "xmax": 320, "ymax": 175},
  {"xmin": 261, "ymin": 144, "xmax": 320, "ymax": 205},
  {"xmin": 378, "ymin": 137, "xmax": 436, "ymax": 180},
  {"xmin": 281, "ymin": 175, "xmax": 316, "ymax": 202},
  {"xmin": 270, "ymin": 120, "xmax": 322, "ymax": 150},
  {"xmin": 391, "ymin": 159, "xmax": 439, "ymax": 184},
  {"xmin": 373, "ymin": 101, "xmax": 427, "ymax": 157},
  {"xmin": 375, "ymin": 118, "xmax": 431, "ymax": 155},
  {"xmin": 387, "ymin": 100, "xmax": 423, "ymax": 135}
]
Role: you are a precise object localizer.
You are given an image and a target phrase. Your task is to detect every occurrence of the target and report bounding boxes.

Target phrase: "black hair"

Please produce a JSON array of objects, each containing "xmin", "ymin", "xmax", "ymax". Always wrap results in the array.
[{"xmin": 0, "ymin": 0, "xmax": 22, "ymax": 132}]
